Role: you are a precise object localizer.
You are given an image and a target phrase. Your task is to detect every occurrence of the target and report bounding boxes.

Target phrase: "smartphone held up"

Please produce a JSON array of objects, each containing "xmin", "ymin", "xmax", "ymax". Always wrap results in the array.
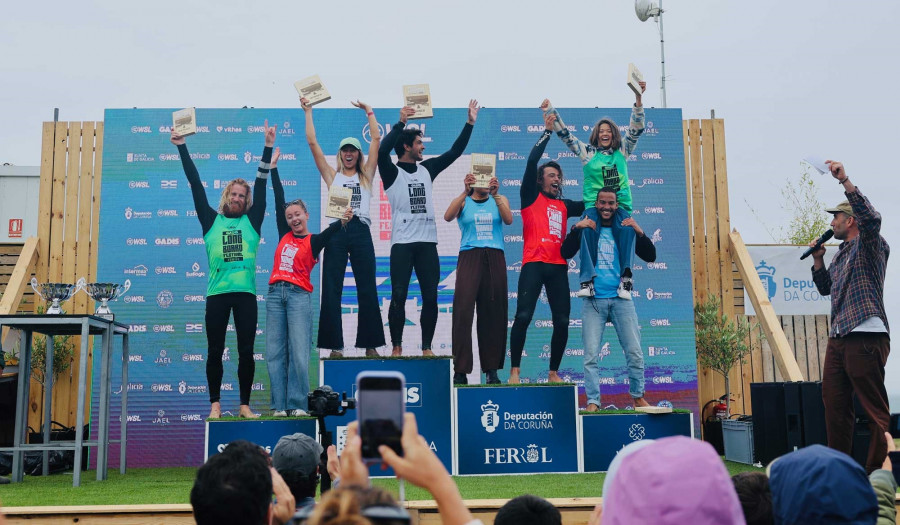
[{"xmin": 356, "ymin": 371, "xmax": 406, "ymax": 461}]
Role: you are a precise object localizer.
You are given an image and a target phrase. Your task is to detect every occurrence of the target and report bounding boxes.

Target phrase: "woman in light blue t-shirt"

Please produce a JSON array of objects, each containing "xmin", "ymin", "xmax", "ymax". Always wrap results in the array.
[{"xmin": 444, "ymin": 173, "xmax": 512, "ymax": 385}]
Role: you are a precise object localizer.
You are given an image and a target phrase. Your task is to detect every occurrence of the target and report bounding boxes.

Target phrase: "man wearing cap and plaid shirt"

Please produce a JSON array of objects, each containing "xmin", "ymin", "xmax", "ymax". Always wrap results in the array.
[{"xmin": 809, "ymin": 160, "xmax": 891, "ymax": 474}]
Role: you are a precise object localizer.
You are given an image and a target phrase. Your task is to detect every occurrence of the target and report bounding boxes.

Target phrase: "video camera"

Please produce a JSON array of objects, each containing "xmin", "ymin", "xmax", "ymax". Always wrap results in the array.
[{"xmin": 307, "ymin": 385, "xmax": 355, "ymax": 418}]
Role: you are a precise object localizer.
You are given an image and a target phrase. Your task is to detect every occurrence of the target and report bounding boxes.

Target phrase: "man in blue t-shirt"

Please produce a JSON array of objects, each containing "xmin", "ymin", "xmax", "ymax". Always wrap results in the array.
[{"xmin": 562, "ymin": 187, "xmax": 657, "ymax": 411}]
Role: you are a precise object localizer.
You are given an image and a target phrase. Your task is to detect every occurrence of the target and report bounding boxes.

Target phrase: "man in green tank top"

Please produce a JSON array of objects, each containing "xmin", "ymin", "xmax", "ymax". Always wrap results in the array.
[{"xmin": 171, "ymin": 121, "xmax": 276, "ymax": 419}]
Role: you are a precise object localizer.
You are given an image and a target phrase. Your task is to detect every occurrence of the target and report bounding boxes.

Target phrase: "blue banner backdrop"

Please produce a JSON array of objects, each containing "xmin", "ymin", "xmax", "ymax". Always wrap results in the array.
[
  {"xmin": 94, "ymin": 107, "xmax": 696, "ymax": 467},
  {"xmin": 455, "ymin": 385, "xmax": 579, "ymax": 475}
]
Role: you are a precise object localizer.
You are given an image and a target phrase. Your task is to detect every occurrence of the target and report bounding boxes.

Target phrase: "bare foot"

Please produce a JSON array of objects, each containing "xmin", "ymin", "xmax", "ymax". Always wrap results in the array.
[
  {"xmin": 208, "ymin": 402, "xmax": 222, "ymax": 419},
  {"xmin": 633, "ymin": 397, "xmax": 650, "ymax": 408},
  {"xmin": 391, "ymin": 346, "xmax": 403, "ymax": 357},
  {"xmin": 548, "ymin": 371, "xmax": 563, "ymax": 383},
  {"xmin": 585, "ymin": 403, "xmax": 600, "ymax": 413},
  {"xmin": 238, "ymin": 405, "xmax": 259, "ymax": 418},
  {"xmin": 365, "ymin": 348, "xmax": 379, "ymax": 357},
  {"xmin": 422, "ymin": 348, "xmax": 435, "ymax": 357},
  {"xmin": 508, "ymin": 367, "xmax": 521, "ymax": 384}
]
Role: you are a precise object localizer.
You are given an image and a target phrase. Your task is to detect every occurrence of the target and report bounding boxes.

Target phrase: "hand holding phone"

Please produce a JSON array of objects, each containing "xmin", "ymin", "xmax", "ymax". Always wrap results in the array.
[{"xmin": 356, "ymin": 371, "xmax": 405, "ymax": 461}]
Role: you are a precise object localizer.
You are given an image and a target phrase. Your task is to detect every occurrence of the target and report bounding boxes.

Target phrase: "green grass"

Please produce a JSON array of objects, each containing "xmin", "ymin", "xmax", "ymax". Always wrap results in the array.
[{"xmin": 0, "ymin": 460, "xmax": 764, "ymax": 507}]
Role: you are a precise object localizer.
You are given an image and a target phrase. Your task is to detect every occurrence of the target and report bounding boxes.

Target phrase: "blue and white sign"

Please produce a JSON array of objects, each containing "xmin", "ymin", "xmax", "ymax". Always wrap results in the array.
[
  {"xmin": 455, "ymin": 385, "xmax": 579, "ymax": 475},
  {"xmin": 744, "ymin": 246, "xmax": 837, "ymax": 315},
  {"xmin": 205, "ymin": 418, "xmax": 318, "ymax": 460},
  {"xmin": 582, "ymin": 412, "xmax": 693, "ymax": 472},
  {"xmin": 321, "ymin": 358, "xmax": 452, "ymax": 477}
]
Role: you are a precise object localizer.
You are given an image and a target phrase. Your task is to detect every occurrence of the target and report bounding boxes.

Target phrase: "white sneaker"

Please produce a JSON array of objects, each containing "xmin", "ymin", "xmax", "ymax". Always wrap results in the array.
[
  {"xmin": 575, "ymin": 281, "xmax": 595, "ymax": 298},
  {"xmin": 290, "ymin": 409, "xmax": 309, "ymax": 417},
  {"xmin": 272, "ymin": 410, "xmax": 287, "ymax": 417}
]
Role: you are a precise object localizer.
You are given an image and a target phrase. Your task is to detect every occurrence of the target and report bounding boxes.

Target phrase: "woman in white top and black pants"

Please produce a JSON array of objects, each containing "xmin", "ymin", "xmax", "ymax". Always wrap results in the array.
[{"xmin": 301, "ymin": 97, "xmax": 385, "ymax": 357}]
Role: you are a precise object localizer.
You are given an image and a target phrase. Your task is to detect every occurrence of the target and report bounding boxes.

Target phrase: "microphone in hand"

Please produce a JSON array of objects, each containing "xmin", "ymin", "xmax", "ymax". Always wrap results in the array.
[{"xmin": 800, "ymin": 229, "xmax": 834, "ymax": 260}]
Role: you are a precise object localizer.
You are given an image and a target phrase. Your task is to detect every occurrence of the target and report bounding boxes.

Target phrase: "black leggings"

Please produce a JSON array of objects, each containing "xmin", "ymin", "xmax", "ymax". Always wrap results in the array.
[
  {"xmin": 205, "ymin": 292, "xmax": 258, "ymax": 405},
  {"xmin": 388, "ymin": 242, "xmax": 439, "ymax": 349},
  {"xmin": 509, "ymin": 262, "xmax": 570, "ymax": 370}
]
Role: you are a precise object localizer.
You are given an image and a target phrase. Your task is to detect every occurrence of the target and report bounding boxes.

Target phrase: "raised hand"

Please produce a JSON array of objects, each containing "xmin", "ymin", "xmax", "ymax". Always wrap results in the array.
[
  {"xmin": 351, "ymin": 100, "xmax": 372, "ymax": 112},
  {"xmin": 635, "ymin": 81, "xmax": 647, "ymax": 106},
  {"xmin": 826, "ymin": 160, "xmax": 846, "ymax": 181},
  {"xmin": 379, "ymin": 413, "xmax": 449, "ymax": 491},
  {"xmin": 575, "ymin": 217, "xmax": 597, "ymax": 230},
  {"xmin": 621, "ymin": 216, "xmax": 644, "ymax": 237},
  {"xmin": 399, "ymin": 106, "xmax": 416, "ymax": 124},
  {"xmin": 540, "ymin": 98, "xmax": 551, "ymax": 111},
  {"xmin": 264, "ymin": 119, "xmax": 277, "ymax": 147},
  {"xmin": 463, "ymin": 173, "xmax": 476, "ymax": 194},
  {"xmin": 467, "ymin": 99, "xmax": 480, "ymax": 124},
  {"xmin": 299, "ymin": 97, "xmax": 312, "ymax": 112},
  {"xmin": 489, "ymin": 176, "xmax": 500, "ymax": 196},
  {"xmin": 544, "ymin": 112, "xmax": 557, "ymax": 131},
  {"xmin": 270, "ymin": 467, "xmax": 296, "ymax": 525},
  {"xmin": 326, "ymin": 444, "xmax": 341, "ymax": 483},
  {"xmin": 170, "ymin": 129, "xmax": 185, "ymax": 146},
  {"xmin": 271, "ymin": 147, "xmax": 281, "ymax": 169},
  {"xmin": 338, "ymin": 421, "xmax": 370, "ymax": 488},
  {"xmin": 341, "ymin": 206, "xmax": 354, "ymax": 226}
]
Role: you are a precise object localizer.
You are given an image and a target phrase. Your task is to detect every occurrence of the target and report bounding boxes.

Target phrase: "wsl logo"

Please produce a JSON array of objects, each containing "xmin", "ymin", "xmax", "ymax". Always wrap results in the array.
[
  {"xmin": 480, "ymin": 400, "xmax": 500, "ymax": 433},
  {"xmin": 756, "ymin": 260, "xmax": 777, "ymax": 300}
]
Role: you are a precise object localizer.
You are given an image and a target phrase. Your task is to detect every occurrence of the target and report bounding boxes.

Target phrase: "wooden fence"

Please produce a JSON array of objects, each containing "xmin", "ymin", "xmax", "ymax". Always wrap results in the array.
[
  {"xmin": 24, "ymin": 121, "xmax": 104, "ymax": 431},
  {"xmin": 0, "ymin": 243, "xmax": 34, "ymax": 313}
]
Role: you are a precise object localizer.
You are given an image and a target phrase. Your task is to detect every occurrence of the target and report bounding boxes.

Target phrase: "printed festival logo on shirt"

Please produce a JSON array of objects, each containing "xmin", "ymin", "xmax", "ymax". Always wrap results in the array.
[
  {"xmin": 279, "ymin": 244, "xmax": 299, "ymax": 272},
  {"xmin": 475, "ymin": 211, "xmax": 493, "ymax": 240},
  {"xmin": 547, "ymin": 207, "xmax": 563, "ymax": 239},
  {"xmin": 408, "ymin": 182, "xmax": 427, "ymax": 214},
  {"xmin": 222, "ymin": 229, "xmax": 244, "ymax": 262},
  {"xmin": 343, "ymin": 181, "xmax": 362, "ymax": 211}
]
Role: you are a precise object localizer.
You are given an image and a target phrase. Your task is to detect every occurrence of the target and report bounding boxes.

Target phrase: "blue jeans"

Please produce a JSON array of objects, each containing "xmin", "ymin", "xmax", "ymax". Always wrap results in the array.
[
  {"xmin": 265, "ymin": 281, "xmax": 312, "ymax": 411},
  {"xmin": 578, "ymin": 208, "xmax": 636, "ymax": 284},
  {"xmin": 581, "ymin": 297, "xmax": 644, "ymax": 406}
]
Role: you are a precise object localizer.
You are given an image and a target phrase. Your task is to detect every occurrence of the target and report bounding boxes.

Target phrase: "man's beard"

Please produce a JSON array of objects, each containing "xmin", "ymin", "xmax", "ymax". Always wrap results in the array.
[{"xmin": 223, "ymin": 203, "xmax": 244, "ymax": 217}]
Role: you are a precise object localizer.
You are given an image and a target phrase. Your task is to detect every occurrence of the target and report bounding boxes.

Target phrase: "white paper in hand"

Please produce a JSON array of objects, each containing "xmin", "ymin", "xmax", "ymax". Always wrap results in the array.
[{"xmin": 803, "ymin": 156, "xmax": 830, "ymax": 175}]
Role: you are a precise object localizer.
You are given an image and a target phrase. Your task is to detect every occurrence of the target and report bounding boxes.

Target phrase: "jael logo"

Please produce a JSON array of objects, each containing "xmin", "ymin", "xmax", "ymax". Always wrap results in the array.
[{"xmin": 480, "ymin": 400, "xmax": 500, "ymax": 433}]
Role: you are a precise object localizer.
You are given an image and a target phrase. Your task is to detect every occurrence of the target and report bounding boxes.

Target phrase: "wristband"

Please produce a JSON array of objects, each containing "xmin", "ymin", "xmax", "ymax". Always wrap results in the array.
[
  {"xmin": 367, "ymin": 111, "xmax": 374, "ymax": 116},
  {"xmin": 838, "ymin": 177, "xmax": 848, "ymax": 184}
]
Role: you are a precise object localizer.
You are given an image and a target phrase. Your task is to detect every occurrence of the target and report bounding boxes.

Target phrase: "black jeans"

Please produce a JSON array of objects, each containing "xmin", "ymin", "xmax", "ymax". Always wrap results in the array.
[
  {"xmin": 388, "ymin": 242, "xmax": 439, "ymax": 348},
  {"xmin": 317, "ymin": 218, "xmax": 386, "ymax": 350},
  {"xmin": 205, "ymin": 292, "xmax": 258, "ymax": 405},
  {"xmin": 509, "ymin": 262, "xmax": 570, "ymax": 371}
]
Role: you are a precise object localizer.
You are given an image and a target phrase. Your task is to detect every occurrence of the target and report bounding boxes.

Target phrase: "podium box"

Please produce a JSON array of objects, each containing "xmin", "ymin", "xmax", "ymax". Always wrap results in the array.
[
  {"xmin": 581, "ymin": 411, "xmax": 693, "ymax": 472},
  {"xmin": 321, "ymin": 357, "xmax": 452, "ymax": 477},
  {"xmin": 454, "ymin": 384, "xmax": 579, "ymax": 475},
  {"xmin": 205, "ymin": 418, "xmax": 317, "ymax": 460}
]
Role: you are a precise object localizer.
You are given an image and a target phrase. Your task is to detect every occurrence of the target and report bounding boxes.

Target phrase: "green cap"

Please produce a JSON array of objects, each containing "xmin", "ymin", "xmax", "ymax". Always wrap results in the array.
[
  {"xmin": 338, "ymin": 137, "xmax": 362, "ymax": 151},
  {"xmin": 824, "ymin": 200, "xmax": 854, "ymax": 217}
]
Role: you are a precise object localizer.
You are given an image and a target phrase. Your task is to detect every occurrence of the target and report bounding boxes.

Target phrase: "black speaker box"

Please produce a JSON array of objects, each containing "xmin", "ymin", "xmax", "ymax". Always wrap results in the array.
[
  {"xmin": 799, "ymin": 382, "xmax": 827, "ymax": 446},
  {"xmin": 751, "ymin": 382, "xmax": 789, "ymax": 465},
  {"xmin": 783, "ymin": 382, "xmax": 804, "ymax": 450}
]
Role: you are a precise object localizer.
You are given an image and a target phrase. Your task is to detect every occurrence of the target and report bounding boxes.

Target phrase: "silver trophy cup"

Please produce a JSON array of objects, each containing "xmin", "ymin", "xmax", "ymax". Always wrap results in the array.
[
  {"xmin": 30, "ymin": 277, "xmax": 85, "ymax": 314},
  {"xmin": 84, "ymin": 279, "xmax": 131, "ymax": 320}
]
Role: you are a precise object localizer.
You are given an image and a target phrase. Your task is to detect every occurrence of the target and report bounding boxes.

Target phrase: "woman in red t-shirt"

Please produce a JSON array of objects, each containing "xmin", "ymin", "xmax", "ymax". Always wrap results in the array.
[{"xmin": 266, "ymin": 148, "xmax": 351, "ymax": 417}]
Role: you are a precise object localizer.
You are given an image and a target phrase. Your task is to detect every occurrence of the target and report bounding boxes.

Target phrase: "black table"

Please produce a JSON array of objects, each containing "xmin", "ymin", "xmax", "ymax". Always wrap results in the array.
[{"xmin": 0, "ymin": 315, "xmax": 129, "ymax": 486}]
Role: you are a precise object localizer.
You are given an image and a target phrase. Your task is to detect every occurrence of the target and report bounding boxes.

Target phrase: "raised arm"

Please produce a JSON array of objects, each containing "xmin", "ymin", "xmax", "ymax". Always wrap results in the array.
[
  {"xmin": 521, "ymin": 122, "xmax": 553, "ymax": 209},
  {"xmin": 377, "ymin": 107, "xmax": 415, "ymax": 190},
  {"xmin": 247, "ymin": 121, "xmax": 275, "ymax": 234},
  {"xmin": 421, "ymin": 100, "xmax": 479, "ymax": 180},
  {"xmin": 311, "ymin": 210, "xmax": 350, "ymax": 256},
  {"xmin": 171, "ymin": 131, "xmax": 217, "ymax": 234},
  {"xmin": 622, "ymin": 81, "xmax": 647, "ymax": 156},
  {"xmin": 301, "ymin": 97, "xmax": 336, "ymax": 186},
  {"xmin": 490, "ymin": 177, "xmax": 513, "ymax": 225},
  {"xmin": 352, "ymin": 100, "xmax": 381, "ymax": 182},
  {"xmin": 443, "ymin": 174, "xmax": 474, "ymax": 222},
  {"xmin": 270, "ymin": 151, "xmax": 290, "ymax": 238},
  {"xmin": 541, "ymin": 99, "xmax": 592, "ymax": 164}
]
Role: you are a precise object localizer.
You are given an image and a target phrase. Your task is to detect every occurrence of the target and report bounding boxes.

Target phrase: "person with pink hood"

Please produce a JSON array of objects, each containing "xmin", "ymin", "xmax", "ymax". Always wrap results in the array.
[{"xmin": 599, "ymin": 436, "xmax": 745, "ymax": 525}]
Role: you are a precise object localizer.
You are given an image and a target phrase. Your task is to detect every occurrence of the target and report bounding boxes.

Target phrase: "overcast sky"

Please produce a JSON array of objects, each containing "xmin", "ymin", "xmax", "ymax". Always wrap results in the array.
[{"xmin": 3, "ymin": 0, "xmax": 899, "ymax": 397}]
